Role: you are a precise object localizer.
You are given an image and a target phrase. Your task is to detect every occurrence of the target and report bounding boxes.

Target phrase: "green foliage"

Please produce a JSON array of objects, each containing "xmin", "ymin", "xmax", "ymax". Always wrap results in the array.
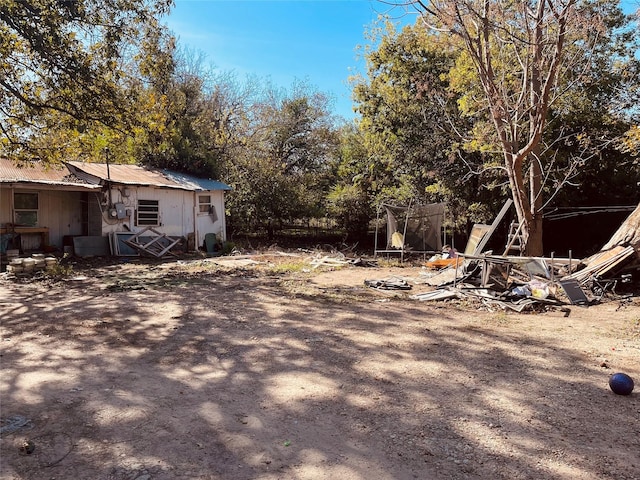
[
  {"xmin": 2, "ymin": 0, "xmax": 342, "ymax": 237},
  {"xmin": 222, "ymin": 242, "xmax": 236, "ymax": 255},
  {"xmin": 325, "ymin": 125, "xmax": 373, "ymax": 236},
  {"xmin": 137, "ymin": 49, "xmax": 227, "ymax": 178},
  {"xmin": 45, "ymin": 262, "xmax": 74, "ymax": 277},
  {"xmin": 354, "ymin": 2, "xmax": 639, "ymax": 252},
  {"xmin": 4, "ymin": 0, "xmax": 638, "ymax": 250},
  {"xmin": 403, "ymin": 0, "xmax": 640, "ymax": 254},
  {"xmin": 0, "ymin": 0, "xmax": 174, "ymax": 163},
  {"xmin": 350, "ymin": 20, "xmax": 504, "ymax": 232},
  {"xmin": 534, "ymin": 23, "xmax": 640, "ymax": 208},
  {"xmin": 326, "ymin": 183, "xmax": 371, "ymax": 237},
  {"xmin": 620, "ymin": 126, "xmax": 640, "ymax": 156},
  {"xmin": 223, "ymin": 80, "xmax": 340, "ymax": 238}
]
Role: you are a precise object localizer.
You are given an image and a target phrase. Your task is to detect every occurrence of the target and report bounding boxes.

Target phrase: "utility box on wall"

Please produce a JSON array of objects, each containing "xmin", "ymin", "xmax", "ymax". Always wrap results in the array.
[
  {"xmin": 115, "ymin": 203, "xmax": 127, "ymax": 219},
  {"xmin": 109, "ymin": 203, "xmax": 127, "ymax": 219}
]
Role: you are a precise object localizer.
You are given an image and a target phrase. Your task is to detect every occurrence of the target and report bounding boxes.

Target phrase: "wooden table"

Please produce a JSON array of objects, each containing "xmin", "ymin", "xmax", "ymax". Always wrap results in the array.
[{"xmin": 0, "ymin": 227, "xmax": 50, "ymax": 249}]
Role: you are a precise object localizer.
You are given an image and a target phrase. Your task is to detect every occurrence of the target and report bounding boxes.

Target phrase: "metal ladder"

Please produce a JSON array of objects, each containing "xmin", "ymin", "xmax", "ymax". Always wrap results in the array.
[{"xmin": 504, "ymin": 221, "xmax": 524, "ymax": 255}]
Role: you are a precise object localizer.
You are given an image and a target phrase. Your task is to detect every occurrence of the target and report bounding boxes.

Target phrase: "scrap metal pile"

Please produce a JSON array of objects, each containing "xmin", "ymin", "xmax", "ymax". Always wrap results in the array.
[
  {"xmin": 368, "ymin": 199, "xmax": 640, "ymax": 313},
  {"xmin": 411, "ymin": 247, "xmax": 638, "ymax": 314}
]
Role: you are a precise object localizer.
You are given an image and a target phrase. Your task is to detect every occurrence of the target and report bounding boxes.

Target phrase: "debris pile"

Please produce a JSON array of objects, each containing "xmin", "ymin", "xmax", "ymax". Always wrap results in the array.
[
  {"xmin": 364, "ymin": 277, "xmax": 412, "ymax": 290},
  {"xmin": 368, "ymin": 200, "xmax": 640, "ymax": 313},
  {"xmin": 407, "ymin": 245, "xmax": 638, "ymax": 314},
  {"xmin": 306, "ymin": 252, "xmax": 376, "ymax": 269}
]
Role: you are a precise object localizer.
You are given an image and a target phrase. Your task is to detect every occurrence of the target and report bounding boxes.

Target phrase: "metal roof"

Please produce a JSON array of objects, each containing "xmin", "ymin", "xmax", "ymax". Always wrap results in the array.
[
  {"xmin": 0, "ymin": 158, "xmax": 99, "ymax": 189},
  {"xmin": 162, "ymin": 170, "xmax": 232, "ymax": 191},
  {"xmin": 66, "ymin": 161, "xmax": 231, "ymax": 191}
]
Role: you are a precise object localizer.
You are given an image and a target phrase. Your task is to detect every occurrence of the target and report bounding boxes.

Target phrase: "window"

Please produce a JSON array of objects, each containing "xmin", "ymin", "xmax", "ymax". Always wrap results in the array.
[
  {"xmin": 199, "ymin": 195, "xmax": 217, "ymax": 222},
  {"xmin": 136, "ymin": 199, "xmax": 159, "ymax": 226},
  {"xmin": 14, "ymin": 192, "xmax": 38, "ymax": 226},
  {"xmin": 198, "ymin": 195, "xmax": 212, "ymax": 214}
]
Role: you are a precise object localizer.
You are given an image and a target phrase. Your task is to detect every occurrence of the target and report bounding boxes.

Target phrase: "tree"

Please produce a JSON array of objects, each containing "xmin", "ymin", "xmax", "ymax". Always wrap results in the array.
[
  {"xmin": 223, "ymin": 80, "xmax": 340, "ymax": 238},
  {"xmin": 0, "ymin": 0, "xmax": 173, "ymax": 162},
  {"xmin": 350, "ymin": 21, "xmax": 504, "ymax": 233},
  {"xmin": 620, "ymin": 125, "xmax": 640, "ymax": 155},
  {"xmin": 394, "ymin": 0, "xmax": 638, "ymax": 255},
  {"xmin": 136, "ymin": 47, "xmax": 247, "ymax": 179},
  {"xmin": 326, "ymin": 124, "xmax": 374, "ymax": 238}
]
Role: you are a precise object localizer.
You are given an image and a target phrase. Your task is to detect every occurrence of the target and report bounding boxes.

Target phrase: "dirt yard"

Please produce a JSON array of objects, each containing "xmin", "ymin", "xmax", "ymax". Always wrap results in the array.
[{"xmin": 1, "ymin": 252, "xmax": 639, "ymax": 480}]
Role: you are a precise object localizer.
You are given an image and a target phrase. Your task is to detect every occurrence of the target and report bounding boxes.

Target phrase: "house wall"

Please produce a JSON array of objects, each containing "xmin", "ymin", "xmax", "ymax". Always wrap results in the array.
[
  {"xmin": 195, "ymin": 190, "xmax": 227, "ymax": 248},
  {"xmin": 0, "ymin": 185, "xmax": 86, "ymax": 250},
  {"xmin": 100, "ymin": 185, "xmax": 226, "ymax": 248}
]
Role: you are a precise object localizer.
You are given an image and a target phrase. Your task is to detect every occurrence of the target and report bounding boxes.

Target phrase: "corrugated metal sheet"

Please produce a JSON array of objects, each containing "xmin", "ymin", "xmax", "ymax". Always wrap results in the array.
[
  {"xmin": 0, "ymin": 158, "xmax": 98, "ymax": 188},
  {"xmin": 66, "ymin": 161, "xmax": 231, "ymax": 191},
  {"xmin": 66, "ymin": 161, "xmax": 173, "ymax": 187},
  {"xmin": 0, "ymin": 159, "xmax": 231, "ymax": 192},
  {"xmin": 162, "ymin": 170, "xmax": 232, "ymax": 191}
]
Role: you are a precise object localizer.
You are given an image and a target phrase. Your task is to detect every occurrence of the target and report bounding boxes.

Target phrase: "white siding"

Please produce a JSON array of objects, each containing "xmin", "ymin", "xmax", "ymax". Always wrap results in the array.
[
  {"xmin": 101, "ymin": 186, "xmax": 196, "ymax": 238},
  {"xmin": 195, "ymin": 190, "xmax": 227, "ymax": 248},
  {"xmin": 0, "ymin": 186, "xmax": 85, "ymax": 248},
  {"xmin": 2, "ymin": 183, "xmax": 227, "ymax": 252}
]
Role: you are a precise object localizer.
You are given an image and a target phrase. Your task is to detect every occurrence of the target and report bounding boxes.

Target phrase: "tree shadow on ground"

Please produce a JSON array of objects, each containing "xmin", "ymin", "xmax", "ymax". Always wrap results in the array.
[{"xmin": 0, "ymin": 264, "xmax": 639, "ymax": 480}]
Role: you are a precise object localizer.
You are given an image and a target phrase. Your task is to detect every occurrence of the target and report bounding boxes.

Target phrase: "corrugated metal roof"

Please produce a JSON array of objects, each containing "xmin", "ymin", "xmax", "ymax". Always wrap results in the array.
[
  {"xmin": 66, "ymin": 161, "xmax": 173, "ymax": 187},
  {"xmin": 162, "ymin": 170, "xmax": 232, "ymax": 191},
  {"xmin": 0, "ymin": 158, "xmax": 99, "ymax": 189},
  {"xmin": 66, "ymin": 161, "xmax": 231, "ymax": 191},
  {"xmin": 0, "ymin": 159, "xmax": 231, "ymax": 192}
]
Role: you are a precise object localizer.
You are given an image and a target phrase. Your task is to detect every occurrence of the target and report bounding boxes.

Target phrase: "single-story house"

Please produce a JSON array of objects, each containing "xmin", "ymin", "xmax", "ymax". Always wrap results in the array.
[{"xmin": 0, "ymin": 158, "xmax": 231, "ymax": 255}]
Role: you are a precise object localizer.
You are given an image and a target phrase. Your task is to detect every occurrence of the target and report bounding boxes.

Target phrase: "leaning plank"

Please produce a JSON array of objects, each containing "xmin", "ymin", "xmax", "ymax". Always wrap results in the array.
[
  {"xmin": 565, "ymin": 246, "xmax": 635, "ymax": 283},
  {"xmin": 592, "ymin": 247, "xmax": 636, "ymax": 277},
  {"xmin": 473, "ymin": 199, "xmax": 513, "ymax": 255}
]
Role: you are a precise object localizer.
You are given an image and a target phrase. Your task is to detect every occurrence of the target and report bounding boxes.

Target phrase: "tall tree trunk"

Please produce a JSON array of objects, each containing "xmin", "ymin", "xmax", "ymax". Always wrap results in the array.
[
  {"xmin": 507, "ymin": 152, "xmax": 540, "ymax": 256},
  {"xmin": 526, "ymin": 9, "xmax": 545, "ymax": 257},
  {"xmin": 526, "ymin": 149, "xmax": 544, "ymax": 256}
]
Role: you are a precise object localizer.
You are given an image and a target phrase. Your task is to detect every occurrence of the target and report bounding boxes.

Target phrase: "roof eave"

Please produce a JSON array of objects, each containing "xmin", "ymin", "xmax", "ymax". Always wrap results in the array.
[{"xmin": 0, "ymin": 180, "xmax": 101, "ymax": 191}]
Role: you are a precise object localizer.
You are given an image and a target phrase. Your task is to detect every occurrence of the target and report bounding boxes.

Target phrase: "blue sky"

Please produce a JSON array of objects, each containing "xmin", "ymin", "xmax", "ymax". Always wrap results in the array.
[
  {"xmin": 164, "ymin": 0, "xmax": 417, "ymax": 120},
  {"xmin": 164, "ymin": 1, "xmax": 638, "ymax": 121}
]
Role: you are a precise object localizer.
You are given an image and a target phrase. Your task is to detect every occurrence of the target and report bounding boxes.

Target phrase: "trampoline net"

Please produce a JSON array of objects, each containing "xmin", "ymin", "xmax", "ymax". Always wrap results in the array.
[{"xmin": 383, "ymin": 203, "xmax": 445, "ymax": 252}]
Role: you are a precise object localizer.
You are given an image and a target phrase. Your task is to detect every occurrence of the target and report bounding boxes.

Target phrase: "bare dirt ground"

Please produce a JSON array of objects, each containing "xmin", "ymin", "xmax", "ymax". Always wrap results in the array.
[{"xmin": 1, "ymin": 251, "xmax": 639, "ymax": 480}]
